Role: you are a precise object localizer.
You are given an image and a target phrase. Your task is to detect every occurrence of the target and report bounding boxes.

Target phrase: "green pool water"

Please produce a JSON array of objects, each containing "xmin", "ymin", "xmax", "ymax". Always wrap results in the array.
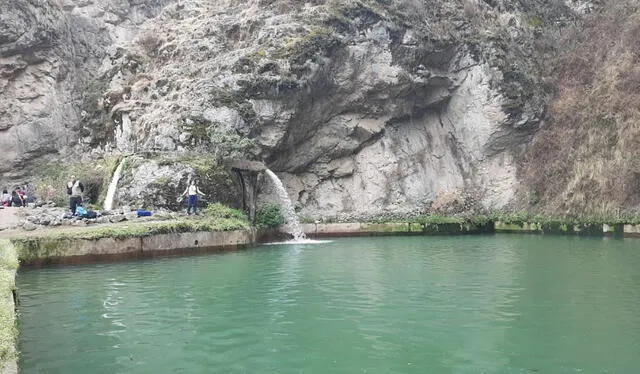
[{"xmin": 17, "ymin": 235, "xmax": 640, "ymax": 373}]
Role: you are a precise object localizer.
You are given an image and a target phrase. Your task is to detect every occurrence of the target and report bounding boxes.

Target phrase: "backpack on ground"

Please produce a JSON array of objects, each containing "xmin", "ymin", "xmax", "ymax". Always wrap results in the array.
[{"xmin": 83, "ymin": 210, "xmax": 97, "ymax": 219}]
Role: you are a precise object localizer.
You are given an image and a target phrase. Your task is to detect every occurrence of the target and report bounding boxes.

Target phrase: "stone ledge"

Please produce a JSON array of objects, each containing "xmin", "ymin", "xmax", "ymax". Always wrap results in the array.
[
  {"xmin": 276, "ymin": 221, "xmax": 491, "ymax": 238},
  {"xmin": 13, "ymin": 229, "xmax": 257, "ymax": 267}
]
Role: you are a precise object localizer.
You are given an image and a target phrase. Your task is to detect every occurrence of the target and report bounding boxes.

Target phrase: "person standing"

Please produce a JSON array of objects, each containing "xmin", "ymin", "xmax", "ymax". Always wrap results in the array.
[
  {"xmin": 67, "ymin": 175, "xmax": 84, "ymax": 215},
  {"xmin": 180, "ymin": 180, "xmax": 206, "ymax": 215}
]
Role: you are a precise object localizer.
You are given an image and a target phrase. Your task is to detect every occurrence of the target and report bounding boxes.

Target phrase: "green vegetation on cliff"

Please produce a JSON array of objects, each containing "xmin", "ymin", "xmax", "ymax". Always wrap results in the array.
[
  {"xmin": 523, "ymin": 0, "xmax": 640, "ymax": 216},
  {"xmin": 32, "ymin": 157, "xmax": 120, "ymax": 208}
]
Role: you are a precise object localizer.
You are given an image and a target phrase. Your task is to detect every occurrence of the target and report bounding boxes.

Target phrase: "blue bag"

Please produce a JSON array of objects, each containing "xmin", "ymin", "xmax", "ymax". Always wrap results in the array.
[
  {"xmin": 137, "ymin": 210, "xmax": 152, "ymax": 217},
  {"xmin": 76, "ymin": 206, "xmax": 87, "ymax": 216}
]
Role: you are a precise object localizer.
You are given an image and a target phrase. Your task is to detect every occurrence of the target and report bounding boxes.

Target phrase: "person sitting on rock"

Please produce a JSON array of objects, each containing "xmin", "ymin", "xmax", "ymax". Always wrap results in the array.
[
  {"xmin": 11, "ymin": 190, "xmax": 23, "ymax": 207},
  {"xmin": 180, "ymin": 180, "xmax": 206, "ymax": 215},
  {"xmin": 1, "ymin": 189, "xmax": 10, "ymax": 207},
  {"xmin": 67, "ymin": 175, "xmax": 84, "ymax": 215}
]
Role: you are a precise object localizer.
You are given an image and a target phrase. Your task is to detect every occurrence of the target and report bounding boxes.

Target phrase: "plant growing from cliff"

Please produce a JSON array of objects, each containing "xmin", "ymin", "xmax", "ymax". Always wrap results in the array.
[
  {"xmin": 208, "ymin": 124, "xmax": 258, "ymax": 161},
  {"xmin": 137, "ymin": 33, "xmax": 163, "ymax": 57},
  {"xmin": 183, "ymin": 120, "xmax": 212, "ymax": 146},
  {"xmin": 256, "ymin": 204, "xmax": 285, "ymax": 228}
]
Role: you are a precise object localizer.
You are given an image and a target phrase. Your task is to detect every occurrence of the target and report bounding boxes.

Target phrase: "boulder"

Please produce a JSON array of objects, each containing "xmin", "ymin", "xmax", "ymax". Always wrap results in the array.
[
  {"xmin": 22, "ymin": 222, "xmax": 37, "ymax": 231},
  {"xmin": 109, "ymin": 215, "xmax": 127, "ymax": 223}
]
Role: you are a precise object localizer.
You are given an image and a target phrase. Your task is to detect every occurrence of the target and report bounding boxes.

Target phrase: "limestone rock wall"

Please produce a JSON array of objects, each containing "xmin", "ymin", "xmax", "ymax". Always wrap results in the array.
[
  {"xmin": 0, "ymin": 0, "xmax": 172, "ymax": 183},
  {"xmin": 1, "ymin": 0, "xmax": 584, "ymax": 216}
]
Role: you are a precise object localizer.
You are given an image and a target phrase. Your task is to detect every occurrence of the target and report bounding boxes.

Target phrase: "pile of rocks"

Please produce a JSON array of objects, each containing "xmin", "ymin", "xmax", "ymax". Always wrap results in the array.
[{"xmin": 16, "ymin": 206, "xmax": 180, "ymax": 232}]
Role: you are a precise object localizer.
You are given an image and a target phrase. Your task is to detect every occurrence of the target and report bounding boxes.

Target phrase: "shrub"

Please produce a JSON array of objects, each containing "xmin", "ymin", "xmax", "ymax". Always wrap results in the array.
[
  {"xmin": 203, "ymin": 203, "xmax": 248, "ymax": 221},
  {"xmin": 137, "ymin": 33, "xmax": 162, "ymax": 56},
  {"xmin": 256, "ymin": 204, "xmax": 285, "ymax": 228},
  {"xmin": 431, "ymin": 189, "xmax": 480, "ymax": 215},
  {"xmin": 31, "ymin": 160, "xmax": 112, "ymax": 207}
]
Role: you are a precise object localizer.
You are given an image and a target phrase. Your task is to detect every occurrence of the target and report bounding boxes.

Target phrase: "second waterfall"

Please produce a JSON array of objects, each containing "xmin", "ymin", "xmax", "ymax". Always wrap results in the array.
[{"xmin": 103, "ymin": 157, "xmax": 127, "ymax": 211}]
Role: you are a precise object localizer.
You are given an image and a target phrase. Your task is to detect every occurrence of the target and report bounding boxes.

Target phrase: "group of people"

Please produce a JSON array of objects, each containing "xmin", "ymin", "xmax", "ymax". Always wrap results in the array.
[
  {"xmin": 1, "ymin": 187, "xmax": 29, "ymax": 207},
  {"xmin": 3, "ymin": 174, "xmax": 207, "ymax": 215},
  {"xmin": 65, "ymin": 175, "xmax": 205, "ymax": 216}
]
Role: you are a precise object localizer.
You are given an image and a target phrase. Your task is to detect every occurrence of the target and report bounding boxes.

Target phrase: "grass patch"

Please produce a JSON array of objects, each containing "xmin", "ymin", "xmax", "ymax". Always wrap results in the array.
[
  {"xmin": 202, "ymin": 203, "xmax": 248, "ymax": 221},
  {"xmin": 0, "ymin": 240, "xmax": 18, "ymax": 368}
]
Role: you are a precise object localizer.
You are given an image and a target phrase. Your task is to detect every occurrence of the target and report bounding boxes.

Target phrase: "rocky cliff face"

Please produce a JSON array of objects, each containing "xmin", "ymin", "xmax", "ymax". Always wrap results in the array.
[
  {"xmin": 2, "ymin": 0, "xmax": 594, "ymax": 217},
  {"xmin": 0, "ymin": 0, "xmax": 170, "ymax": 181}
]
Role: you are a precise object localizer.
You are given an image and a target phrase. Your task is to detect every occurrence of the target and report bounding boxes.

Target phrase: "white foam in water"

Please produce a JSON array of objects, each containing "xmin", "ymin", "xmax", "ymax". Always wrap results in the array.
[
  {"xmin": 265, "ymin": 169, "xmax": 307, "ymax": 241},
  {"xmin": 264, "ymin": 239, "xmax": 333, "ymax": 245}
]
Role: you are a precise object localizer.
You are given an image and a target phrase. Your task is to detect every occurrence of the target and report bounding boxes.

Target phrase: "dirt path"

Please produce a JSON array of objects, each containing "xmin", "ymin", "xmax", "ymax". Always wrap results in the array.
[{"xmin": 0, "ymin": 207, "xmax": 22, "ymax": 231}]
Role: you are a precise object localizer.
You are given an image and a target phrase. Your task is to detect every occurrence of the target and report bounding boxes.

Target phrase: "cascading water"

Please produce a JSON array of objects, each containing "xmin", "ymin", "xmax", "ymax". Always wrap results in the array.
[
  {"xmin": 103, "ymin": 157, "xmax": 127, "ymax": 211},
  {"xmin": 265, "ymin": 169, "xmax": 307, "ymax": 241}
]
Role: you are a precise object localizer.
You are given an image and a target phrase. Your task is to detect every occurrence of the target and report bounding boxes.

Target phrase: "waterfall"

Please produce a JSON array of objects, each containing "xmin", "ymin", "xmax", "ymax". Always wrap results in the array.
[
  {"xmin": 115, "ymin": 113, "xmax": 134, "ymax": 152},
  {"xmin": 265, "ymin": 169, "xmax": 307, "ymax": 241},
  {"xmin": 103, "ymin": 157, "xmax": 127, "ymax": 211}
]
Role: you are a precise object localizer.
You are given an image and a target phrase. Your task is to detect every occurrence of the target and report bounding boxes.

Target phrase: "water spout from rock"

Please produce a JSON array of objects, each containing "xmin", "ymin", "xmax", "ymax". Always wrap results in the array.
[
  {"xmin": 103, "ymin": 157, "xmax": 127, "ymax": 211},
  {"xmin": 265, "ymin": 169, "xmax": 306, "ymax": 241}
]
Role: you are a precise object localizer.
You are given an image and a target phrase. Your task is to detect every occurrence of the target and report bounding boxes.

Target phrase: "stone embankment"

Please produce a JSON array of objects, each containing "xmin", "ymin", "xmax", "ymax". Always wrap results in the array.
[
  {"xmin": 276, "ymin": 221, "xmax": 640, "ymax": 239},
  {"xmin": 15, "ymin": 228, "xmax": 257, "ymax": 266}
]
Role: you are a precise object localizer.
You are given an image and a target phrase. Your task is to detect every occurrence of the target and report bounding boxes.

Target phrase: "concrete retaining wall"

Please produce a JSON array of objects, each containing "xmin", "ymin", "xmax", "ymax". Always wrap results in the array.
[
  {"xmin": 12, "ymin": 221, "xmax": 640, "ymax": 266},
  {"xmin": 280, "ymin": 222, "xmax": 640, "ymax": 239},
  {"xmin": 15, "ymin": 229, "xmax": 257, "ymax": 266},
  {"xmin": 624, "ymin": 224, "xmax": 640, "ymax": 238},
  {"xmin": 276, "ymin": 222, "xmax": 491, "ymax": 239},
  {"xmin": 495, "ymin": 221, "xmax": 639, "ymax": 237}
]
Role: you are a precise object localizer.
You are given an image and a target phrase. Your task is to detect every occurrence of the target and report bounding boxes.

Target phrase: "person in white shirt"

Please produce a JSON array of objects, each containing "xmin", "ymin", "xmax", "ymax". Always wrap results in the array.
[
  {"xmin": 1, "ymin": 189, "xmax": 11, "ymax": 207},
  {"xmin": 67, "ymin": 175, "xmax": 84, "ymax": 215},
  {"xmin": 181, "ymin": 180, "xmax": 206, "ymax": 215}
]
